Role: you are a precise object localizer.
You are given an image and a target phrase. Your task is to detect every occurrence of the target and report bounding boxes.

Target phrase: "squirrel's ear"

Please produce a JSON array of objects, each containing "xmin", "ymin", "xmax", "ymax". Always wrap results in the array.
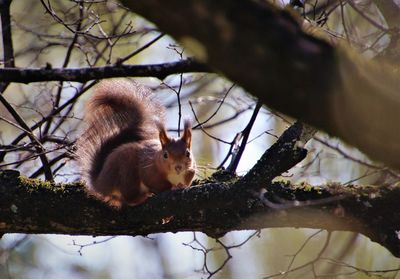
[
  {"xmin": 182, "ymin": 119, "xmax": 192, "ymax": 149},
  {"xmin": 159, "ymin": 128, "xmax": 170, "ymax": 147}
]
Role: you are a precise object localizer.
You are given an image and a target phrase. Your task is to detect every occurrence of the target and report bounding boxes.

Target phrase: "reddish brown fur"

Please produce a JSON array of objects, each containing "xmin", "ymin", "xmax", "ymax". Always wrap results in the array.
[{"xmin": 76, "ymin": 79, "xmax": 196, "ymax": 208}]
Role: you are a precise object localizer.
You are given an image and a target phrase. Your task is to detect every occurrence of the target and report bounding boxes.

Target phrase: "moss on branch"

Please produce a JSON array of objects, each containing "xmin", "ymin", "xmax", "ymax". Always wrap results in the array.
[{"xmin": 1, "ymin": 169, "xmax": 400, "ymax": 257}]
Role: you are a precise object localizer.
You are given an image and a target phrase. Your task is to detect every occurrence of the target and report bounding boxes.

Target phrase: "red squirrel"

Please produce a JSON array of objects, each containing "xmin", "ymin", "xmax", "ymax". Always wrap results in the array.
[{"xmin": 77, "ymin": 79, "xmax": 196, "ymax": 207}]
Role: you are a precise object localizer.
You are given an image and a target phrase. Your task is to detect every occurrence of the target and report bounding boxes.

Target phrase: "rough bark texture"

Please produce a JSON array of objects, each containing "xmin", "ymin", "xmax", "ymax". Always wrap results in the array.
[
  {"xmin": 1, "ymin": 169, "xmax": 400, "ymax": 257},
  {"xmin": 118, "ymin": 0, "xmax": 400, "ymax": 170}
]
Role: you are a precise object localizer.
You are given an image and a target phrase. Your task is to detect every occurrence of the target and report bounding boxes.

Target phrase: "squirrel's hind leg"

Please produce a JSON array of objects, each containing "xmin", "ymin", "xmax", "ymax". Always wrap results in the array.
[
  {"xmin": 84, "ymin": 186, "xmax": 123, "ymax": 209},
  {"xmin": 91, "ymin": 143, "xmax": 138, "ymax": 206},
  {"xmin": 103, "ymin": 143, "xmax": 151, "ymax": 206},
  {"xmin": 103, "ymin": 190, "xmax": 124, "ymax": 209},
  {"xmin": 121, "ymin": 182, "xmax": 154, "ymax": 206}
]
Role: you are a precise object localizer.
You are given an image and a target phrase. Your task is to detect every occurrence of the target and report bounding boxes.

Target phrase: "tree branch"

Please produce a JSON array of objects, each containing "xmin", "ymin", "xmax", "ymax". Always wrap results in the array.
[
  {"xmin": 0, "ymin": 0, "xmax": 14, "ymax": 93},
  {"xmin": 1, "ymin": 169, "xmax": 400, "ymax": 257},
  {"xmin": 0, "ymin": 59, "xmax": 210, "ymax": 83},
  {"xmin": 119, "ymin": 0, "xmax": 400, "ymax": 171},
  {"xmin": 0, "ymin": 0, "xmax": 14, "ymax": 68}
]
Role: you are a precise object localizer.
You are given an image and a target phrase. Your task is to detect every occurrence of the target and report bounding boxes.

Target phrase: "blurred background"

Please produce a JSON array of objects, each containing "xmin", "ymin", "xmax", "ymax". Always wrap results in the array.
[{"xmin": 1, "ymin": 0, "xmax": 399, "ymax": 278}]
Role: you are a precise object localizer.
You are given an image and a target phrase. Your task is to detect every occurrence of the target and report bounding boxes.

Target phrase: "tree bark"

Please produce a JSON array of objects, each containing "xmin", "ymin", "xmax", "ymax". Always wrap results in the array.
[
  {"xmin": 118, "ymin": 0, "xmax": 400, "ymax": 170},
  {"xmin": 1, "ymin": 169, "xmax": 400, "ymax": 257}
]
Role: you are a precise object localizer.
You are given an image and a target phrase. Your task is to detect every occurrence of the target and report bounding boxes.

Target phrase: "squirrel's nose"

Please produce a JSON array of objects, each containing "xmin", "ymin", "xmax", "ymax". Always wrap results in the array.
[{"xmin": 175, "ymin": 165, "xmax": 183, "ymax": 173}]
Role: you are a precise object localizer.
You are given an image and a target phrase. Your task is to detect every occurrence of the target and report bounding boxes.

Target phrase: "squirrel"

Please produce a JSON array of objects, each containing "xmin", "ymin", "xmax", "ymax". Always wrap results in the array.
[{"xmin": 77, "ymin": 79, "xmax": 196, "ymax": 208}]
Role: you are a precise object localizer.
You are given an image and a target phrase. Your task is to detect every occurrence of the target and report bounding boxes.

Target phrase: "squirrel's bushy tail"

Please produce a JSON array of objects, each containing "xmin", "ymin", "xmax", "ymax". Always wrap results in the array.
[{"xmin": 77, "ymin": 79, "xmax": 165, "ymax": 189}]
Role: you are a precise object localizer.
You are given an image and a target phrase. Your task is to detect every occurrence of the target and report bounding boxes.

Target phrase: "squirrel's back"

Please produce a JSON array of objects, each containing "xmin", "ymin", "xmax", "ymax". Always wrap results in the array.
[{"xmin": 77, "ymin": 79, "xmax": 165, "ymax": 190}]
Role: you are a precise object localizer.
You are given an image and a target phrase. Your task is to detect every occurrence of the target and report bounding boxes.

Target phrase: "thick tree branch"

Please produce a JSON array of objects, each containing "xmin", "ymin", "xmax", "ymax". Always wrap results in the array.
[
  {"xmin": 0, "ymin": 59, "xmax": 210, "ymax": 83},
  {"xmin": 119, "ymin": 0, "xmax": 400, "ymax": 170},
  {"xmin": 1, "ymin": 170, "xmax": 400, "ymax": 257}
]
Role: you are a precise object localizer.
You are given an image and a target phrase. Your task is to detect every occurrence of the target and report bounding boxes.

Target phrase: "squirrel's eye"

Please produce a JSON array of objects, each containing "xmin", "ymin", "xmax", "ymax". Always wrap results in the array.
[
  {"xmin": 163, "ymin": 151, "xmax": 169, "ymax": 159},
  {"xmin": 186, "ymin": 149, "xmax": 191, "ymax": 158}
]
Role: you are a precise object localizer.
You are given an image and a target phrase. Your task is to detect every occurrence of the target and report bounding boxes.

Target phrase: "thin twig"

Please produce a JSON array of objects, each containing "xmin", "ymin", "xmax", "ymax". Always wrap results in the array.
[
  {"xmin": 0, "ymin": 94, "xmax": 53, "ymax": 181},
  {"xmin": 227, "ymin": 100, "xmax": 262, "ymax": 174}
]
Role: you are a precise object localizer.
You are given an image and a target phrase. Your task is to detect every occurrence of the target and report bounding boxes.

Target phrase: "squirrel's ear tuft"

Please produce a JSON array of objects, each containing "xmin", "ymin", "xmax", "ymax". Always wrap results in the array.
[
  {"xmin": 182, "ymin": 119, "xmax": 192, "ymax": 149},
  {"xmin": 159, "ymin": 128, "xmax": 170, "ymax": 147}
]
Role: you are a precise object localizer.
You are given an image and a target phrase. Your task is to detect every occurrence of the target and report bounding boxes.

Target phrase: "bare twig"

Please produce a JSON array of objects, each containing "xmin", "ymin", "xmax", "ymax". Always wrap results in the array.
[
  {"xmin": 227, "ymin": 100, "xmax": 262, "ymax": 174},
  {"xmin": 0, "ymin": 94, "xmax": 53, "ymax": 181}
]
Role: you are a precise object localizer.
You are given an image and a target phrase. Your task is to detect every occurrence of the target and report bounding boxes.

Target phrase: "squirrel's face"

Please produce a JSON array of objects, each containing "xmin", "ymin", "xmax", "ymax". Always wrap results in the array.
[
  {"xmin": 158, "ymin": 122, "xmax": 195, "ymax": 186},
  {"xmin": 161, "ymin": 139, "xmax": 194, "ymax": 186},
  {"xmin": 161, "ymin": 138, "xmax": 193, "ymax": 170}
]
